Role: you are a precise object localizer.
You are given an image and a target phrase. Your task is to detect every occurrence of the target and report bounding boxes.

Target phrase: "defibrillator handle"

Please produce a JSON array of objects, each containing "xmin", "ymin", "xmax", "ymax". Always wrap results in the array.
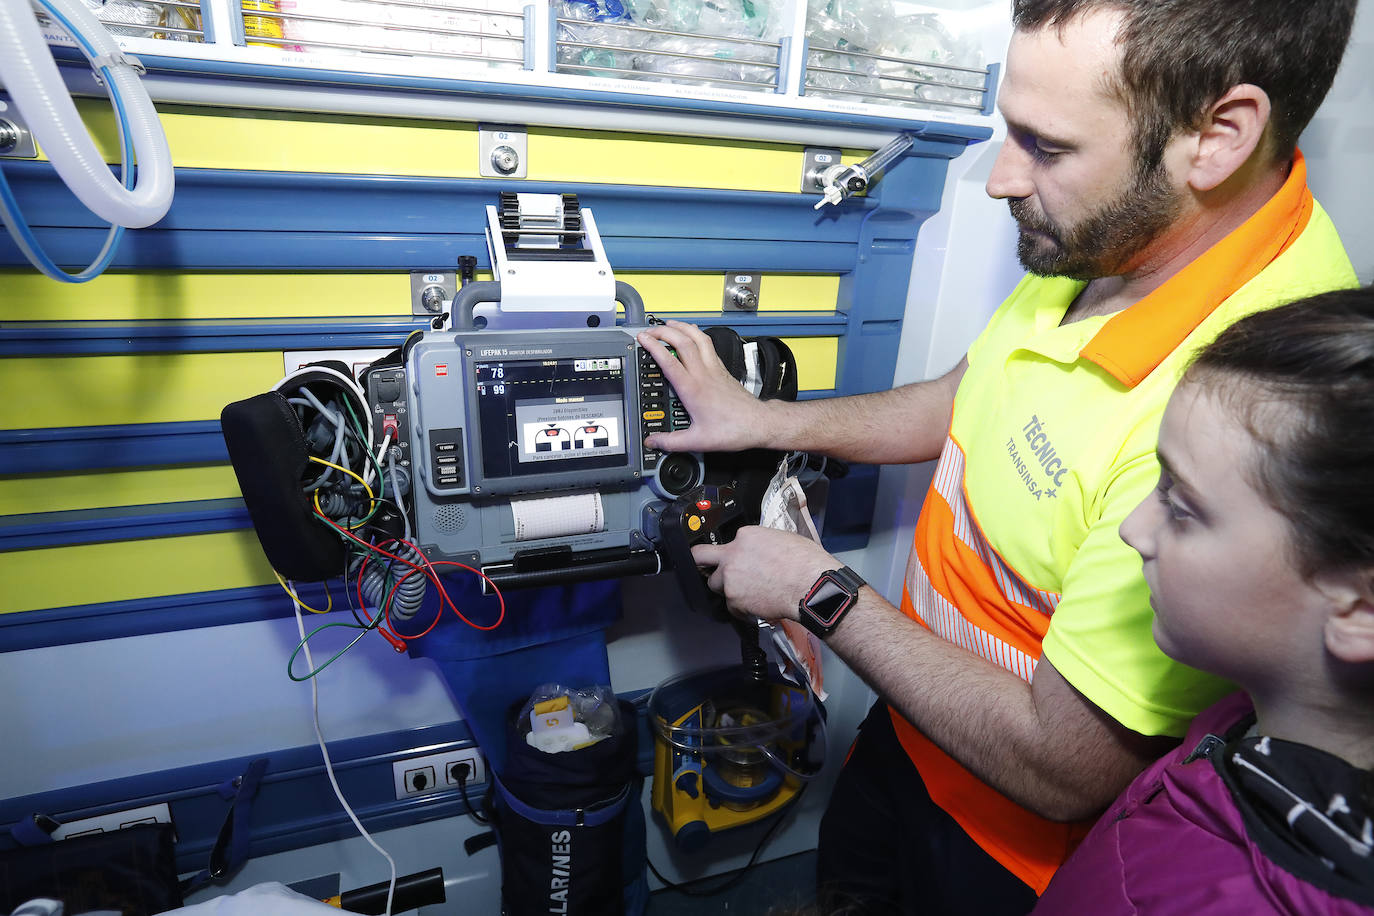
[
  {"xmin": 450, "ymin": 279, "xmax": 646, "ymax": 330},
  {"xmin": 657, "ymin": 482, "xmax": 746, "ymax": 622}
]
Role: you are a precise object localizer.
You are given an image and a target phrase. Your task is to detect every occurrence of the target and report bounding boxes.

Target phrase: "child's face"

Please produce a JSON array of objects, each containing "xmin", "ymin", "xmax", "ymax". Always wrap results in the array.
[{"xmin": 1119, "ymin": 381, "xmax": 1325, "ymax": 685}]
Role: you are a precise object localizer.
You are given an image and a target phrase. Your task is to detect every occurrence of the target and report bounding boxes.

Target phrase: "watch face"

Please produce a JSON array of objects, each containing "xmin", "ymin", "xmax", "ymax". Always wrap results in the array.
[{"xmin": 805, "ymin": 573, "xmax": 854, "ymax": 630}]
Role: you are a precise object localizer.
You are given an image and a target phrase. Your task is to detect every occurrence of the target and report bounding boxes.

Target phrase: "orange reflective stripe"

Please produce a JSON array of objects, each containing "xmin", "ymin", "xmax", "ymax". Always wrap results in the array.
[
  {"xmin": 906, "ymin": 547, "xmax": 1039, "ymax": 682},
  {"xmin": 929, "ymin": 437, "xmax": 1061, "ymax": 619},
  {"xmin": 909, "ymin": 436, "xmax": 1058, "ymax": 675},
  {"xmin": 889, "ymin": 707, "xmax": 1091, "ymax": 894},
  {"xmin": 899, "ymin": 435, "xmax": 1084, "ymax": 893}
]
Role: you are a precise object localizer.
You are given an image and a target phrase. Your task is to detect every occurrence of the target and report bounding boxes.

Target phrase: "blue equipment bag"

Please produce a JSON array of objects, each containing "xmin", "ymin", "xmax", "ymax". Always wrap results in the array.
[{"xmin": 491, "ymin": 698, "xmax": 641, "ymax": 916}]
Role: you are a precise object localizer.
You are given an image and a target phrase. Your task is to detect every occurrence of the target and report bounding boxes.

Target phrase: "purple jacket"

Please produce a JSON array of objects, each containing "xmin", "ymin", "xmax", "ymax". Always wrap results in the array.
[{"xmin": 1033, "ymin": 692, "xmax": 1374, "ymax": 915}]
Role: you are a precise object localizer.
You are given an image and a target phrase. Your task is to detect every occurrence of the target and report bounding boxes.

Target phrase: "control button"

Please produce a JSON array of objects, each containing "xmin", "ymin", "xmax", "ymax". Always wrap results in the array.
[
  {"xmin": 696, "ymin": 499, "xmax": 711, "ymax": 511},
  {"xmin": 437, "ymin": 456, "xmax": 458, "ymax": 465},
  {"xmin": 436, "ymin": 443, "xmax": 456, "ymax": 452},
  {"xmin": 687, "ymin": 515, "xmax": 702, "ymax": 532},
  {"xmin": 642, "ymin": 409, "xmax": 665, "ymax": 421},
  {"xmin": 438, "ymin": 476, "xmax": 459, "ymax": 485}
]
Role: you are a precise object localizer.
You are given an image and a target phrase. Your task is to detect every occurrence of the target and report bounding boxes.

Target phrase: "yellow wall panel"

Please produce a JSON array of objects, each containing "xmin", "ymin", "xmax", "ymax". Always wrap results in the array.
[
  {"xmin": 616, "ymin": 272, "xmax": 733, "ymax": 313},
  {"xmin": 0, "ymin": 272, "xmax": 413, "ymax": 322},
  {"xmin": 617, "ymin": 272, "xmax": 840, "ymax": 313},
  {"xmin": 531, "ymin": 130, "xmax": 803, "ymax": 193},
  {"xmin": 782, "ymin": 336, "xmax": 838, "ymax": 391},
  {"xmin": 2, "ymin": 531, "xmax": 274, "ymax": 614},
  {"xmin": 0, "ymin": 352, "xmax": 286, "ymax": 429},
  {"xmin": 760, "ymin": 275, "xmax": 842, "ymax": 312},
  {"xmin": 60, "ymin": 102, "xmax": 869, "ymax": 189},
  {"xmin": 69, "ymin": 103, "xmax": 483, "ymax": 178},
  {"xmin": 0, "ymin": 466, "xmax": 241, "ymax": 515},
  {"xmin": 2, "ymin": 271, "xmax": 839, "ymax": 321}
]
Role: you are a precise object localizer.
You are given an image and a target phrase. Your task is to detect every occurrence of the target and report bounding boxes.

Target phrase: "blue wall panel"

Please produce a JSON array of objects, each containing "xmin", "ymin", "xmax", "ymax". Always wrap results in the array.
[{"xmin": 1, "ymin": 147, "xmax": 968, "ymax": 638}]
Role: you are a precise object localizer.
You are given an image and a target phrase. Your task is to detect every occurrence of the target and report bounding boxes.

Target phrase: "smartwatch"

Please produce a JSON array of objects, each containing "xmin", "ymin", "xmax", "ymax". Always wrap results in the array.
[{"xmin": 798, "ymin": 566, "xmax": 866, "ymax": 639}]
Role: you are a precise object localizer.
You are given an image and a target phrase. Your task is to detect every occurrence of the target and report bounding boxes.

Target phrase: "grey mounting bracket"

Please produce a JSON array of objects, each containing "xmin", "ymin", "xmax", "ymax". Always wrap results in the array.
[
  {"xmin": 411, "ymin": 270, "xmax": 457, "ymax": 318},
  {"xmin": 479, "ymin": 124, "xmax": 527, "ymax": 178},
  {"xmin": 0, "ymin": 95, "xmax": 38, "ymax": 159},
  {"xmin": 801, "ymin": 147, "xmax": 843, "ymax": 193},
  {"xmin": 723, "ymin": 271, "xmax": 761, "ymax": 312}
]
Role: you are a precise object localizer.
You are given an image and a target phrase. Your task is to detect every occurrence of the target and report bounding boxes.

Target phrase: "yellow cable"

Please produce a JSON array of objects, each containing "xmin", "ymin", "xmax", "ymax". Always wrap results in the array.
[
  {"xmin": 274, "ymin": 571, "xmax": 333, "ymax": 615},
  {"xmin": 309, "ymin": 455, "xmax": 376, "ymax": 529}
]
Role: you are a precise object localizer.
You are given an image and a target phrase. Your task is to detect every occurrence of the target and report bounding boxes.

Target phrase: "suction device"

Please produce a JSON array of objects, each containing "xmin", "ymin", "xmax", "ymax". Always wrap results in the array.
[{"xmin": 649, "ymin": 664, "xmax": 824, "ymax": 851}]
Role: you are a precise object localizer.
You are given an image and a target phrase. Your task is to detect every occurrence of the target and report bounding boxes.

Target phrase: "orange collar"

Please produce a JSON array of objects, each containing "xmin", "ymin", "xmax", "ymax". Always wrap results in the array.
[{"xmin": 1079, "ymin": 150, "xmax": 1314, "ymax": 388}]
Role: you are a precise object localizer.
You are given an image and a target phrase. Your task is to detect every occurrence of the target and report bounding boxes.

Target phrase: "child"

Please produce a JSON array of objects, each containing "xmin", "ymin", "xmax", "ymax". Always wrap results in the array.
[{"xmin": 1032, "ymin": 285, "xmax": 1374, "ymax": 914}]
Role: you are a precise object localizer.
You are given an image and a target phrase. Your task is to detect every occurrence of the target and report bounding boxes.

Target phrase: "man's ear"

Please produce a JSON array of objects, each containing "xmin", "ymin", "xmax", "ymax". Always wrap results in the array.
[
  {"xmin": 1184, "ymin": 84, "xmax": 1272, "ymax": 193},
  {"xmin": 1322, "ymin": 573, "xmax": 1374, "ymax": 665}
]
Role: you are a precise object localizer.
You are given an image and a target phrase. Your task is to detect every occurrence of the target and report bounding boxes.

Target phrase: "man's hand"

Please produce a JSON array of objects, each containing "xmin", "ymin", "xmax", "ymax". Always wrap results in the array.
[
  {"xmin": 691, "ymin": 525, "xmax": 838, "ymax": 623},
  {"xmin": 637, "ymin": 320, "xmax": 776, "ymax": 453}
]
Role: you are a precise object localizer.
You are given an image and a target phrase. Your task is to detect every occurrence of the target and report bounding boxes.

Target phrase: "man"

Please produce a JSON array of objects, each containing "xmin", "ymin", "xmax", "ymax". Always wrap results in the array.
[{"xmin": 636, "ymin": 1, "xmax": 1359, "ymax": 913}]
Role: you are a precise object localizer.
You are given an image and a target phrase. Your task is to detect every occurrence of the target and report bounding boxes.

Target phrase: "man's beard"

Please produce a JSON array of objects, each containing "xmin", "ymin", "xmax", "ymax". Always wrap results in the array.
[{"xmin": 1009, "ymin": 163, "xmax": 1183, "ymax": 280}]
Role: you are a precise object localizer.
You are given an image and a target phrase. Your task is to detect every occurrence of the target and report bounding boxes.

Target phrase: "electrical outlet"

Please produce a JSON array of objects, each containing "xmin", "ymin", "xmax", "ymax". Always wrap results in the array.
[
  {"xmin": 282, "ymin": 347, "xmax": 396, "ymax": 380},
  {"xmin": 49, "ymin": 802, "xmax": 173, "ymax": 840},
  {"xmin": 391, "ymin": 748, "xmax": 486, "ymax": 801},
  {"xmin": 403, "ymin": 764, "xmax": 437, "ymax": 794}
]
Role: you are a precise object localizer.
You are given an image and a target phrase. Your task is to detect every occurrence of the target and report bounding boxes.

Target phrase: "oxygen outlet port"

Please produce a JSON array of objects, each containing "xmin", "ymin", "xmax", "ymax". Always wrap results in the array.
[{"xmin": 490, "ymin": 144, "xmax": 520, "ymax": 175}]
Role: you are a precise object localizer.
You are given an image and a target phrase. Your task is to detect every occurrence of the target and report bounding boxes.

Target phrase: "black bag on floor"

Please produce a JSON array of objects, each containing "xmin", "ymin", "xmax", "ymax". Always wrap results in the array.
[
  {"xmin": 492, "ymin": 697, "xmax": 640, "ymax": 916},
  {"xmin": 0, "ymin": 823, "xmax": 182, "ymax": 916}
]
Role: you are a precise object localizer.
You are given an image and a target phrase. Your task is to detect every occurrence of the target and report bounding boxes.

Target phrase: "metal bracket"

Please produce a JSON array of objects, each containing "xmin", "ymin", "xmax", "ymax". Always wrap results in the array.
[
  {"xmin": 722, "ymin": 271, "xmax": 761, "ymax": 312},
  {"xmin": 411, "ymin": 270, "xmax": 457, "ymax": 318},
  {"xmin": 0, "ymin": 95, "xmax": 38, "ymax": 159},
  {"xmin": 801, "ymin": 147, "xmax": 842, "ymax": 193},
  {"xmin": 478, "ymin": 124, "xmax": 527, "ymax": 179}
]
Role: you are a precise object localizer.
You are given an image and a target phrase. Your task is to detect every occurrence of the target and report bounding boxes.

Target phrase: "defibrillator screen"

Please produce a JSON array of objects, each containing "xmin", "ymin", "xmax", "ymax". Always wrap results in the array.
[{"xmin": 473, "ymin": 356, "xmax": 628, "ymax": 479}]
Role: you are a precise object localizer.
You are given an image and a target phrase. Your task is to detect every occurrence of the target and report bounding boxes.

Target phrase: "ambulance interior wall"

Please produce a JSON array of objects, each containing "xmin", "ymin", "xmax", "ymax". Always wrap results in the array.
[
  {"xmin": 0, "ymin": 94, "xmax": 965, "ymax": 910},
  {"xmin": 3, "ymin": 7, "xmax": 1371, "ymax": 908}
]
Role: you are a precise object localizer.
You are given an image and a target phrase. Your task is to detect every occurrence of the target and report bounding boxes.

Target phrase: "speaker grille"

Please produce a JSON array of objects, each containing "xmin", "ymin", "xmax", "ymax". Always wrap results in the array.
[{"xmin": 433, "ymin": 505, "xmax": 468, "ymax": 533}]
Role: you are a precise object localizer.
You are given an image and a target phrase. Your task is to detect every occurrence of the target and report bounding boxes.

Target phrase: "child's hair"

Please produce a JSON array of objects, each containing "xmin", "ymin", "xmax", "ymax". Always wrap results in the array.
[{"xmin": 1183, "ymin": 284, "xmax": 1374, "ymax": 579}]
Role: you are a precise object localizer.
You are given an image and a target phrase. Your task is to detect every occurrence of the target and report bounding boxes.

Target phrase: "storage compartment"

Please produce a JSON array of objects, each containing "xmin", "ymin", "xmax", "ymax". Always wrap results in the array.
[
  {"xmin": 804, "ymin": 1, "xmax": 990, "ymax": 112},
  {"xmin": 46, "ymin": 0, "xmax": 205, "ymax": 43},
  {"xmin": 236, "ymin": 0, "xmax": 525, "ymax": 66},
  {"xmin": 35, "ymin": 0, "xmax": 1007, "ymax": 130},
  {"xmin": 548, "ymin": 0, "xmax": 995, "ymax": 113},
  {"xmin": 552, "ymin": 0, "xmax": 786, "ymax": 93}
]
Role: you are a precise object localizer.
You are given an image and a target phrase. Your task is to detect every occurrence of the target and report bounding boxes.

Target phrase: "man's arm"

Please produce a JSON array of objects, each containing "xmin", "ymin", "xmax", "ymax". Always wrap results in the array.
[
  {"xmin": 829, "ymin": 590, "xmax": 1175, "ymax": 820},
  {"xmin": 637, "ymin": 320, "xmax": 966, "ymax": 465},
  {"xmin": 694, "ymin": 526, "xmax": 1176, "ymax": 820}
]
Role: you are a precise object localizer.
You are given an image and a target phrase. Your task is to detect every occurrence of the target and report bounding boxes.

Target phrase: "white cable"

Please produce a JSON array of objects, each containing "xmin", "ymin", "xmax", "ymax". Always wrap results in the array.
[
  {"xmin": 295, "ymin": 388, "xmax": 350, "ymax": 481},
  {"xmin": 286, "ymin": 396, "xmax": 342, "ymax": 492},
  {"xmin": 0, "ymin": 0, "xmax": 173, "ymax": 227},
  {"xmin": 289, "ymin": 583, "xmax": 398, "ymax": 916},
  {"xmin": 274, "ymin": 364, "xmax": 375, "ymax": 458},
  {"xmin": 372, "ymin": 436, "xmax": 390, "ymax": 491}
]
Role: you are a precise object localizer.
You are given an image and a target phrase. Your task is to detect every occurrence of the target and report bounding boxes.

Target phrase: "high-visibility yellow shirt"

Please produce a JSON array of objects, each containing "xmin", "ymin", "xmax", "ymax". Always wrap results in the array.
[{"xmin": 891, "ymin": 152, "xmax": 1357, "ymax": 894}]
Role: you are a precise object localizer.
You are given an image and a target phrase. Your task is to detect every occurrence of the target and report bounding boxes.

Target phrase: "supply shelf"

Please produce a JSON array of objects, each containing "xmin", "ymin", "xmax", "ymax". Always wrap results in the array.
[{"xmin": 38, "ymin": 0, "xmax": 1006, "ymax": 139}]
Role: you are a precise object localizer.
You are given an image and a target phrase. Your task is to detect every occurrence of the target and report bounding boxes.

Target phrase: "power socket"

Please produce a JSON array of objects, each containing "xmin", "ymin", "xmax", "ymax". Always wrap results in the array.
[{"xmin": 392, "ymin": 747, "xmax": 486, "ymax": 801}]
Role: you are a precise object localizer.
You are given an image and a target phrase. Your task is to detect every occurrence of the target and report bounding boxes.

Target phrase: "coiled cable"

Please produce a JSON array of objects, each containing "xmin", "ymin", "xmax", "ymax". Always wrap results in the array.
[{"xmin": 351, "ymin": 541, "xmax": 426, "ymax": 621}]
